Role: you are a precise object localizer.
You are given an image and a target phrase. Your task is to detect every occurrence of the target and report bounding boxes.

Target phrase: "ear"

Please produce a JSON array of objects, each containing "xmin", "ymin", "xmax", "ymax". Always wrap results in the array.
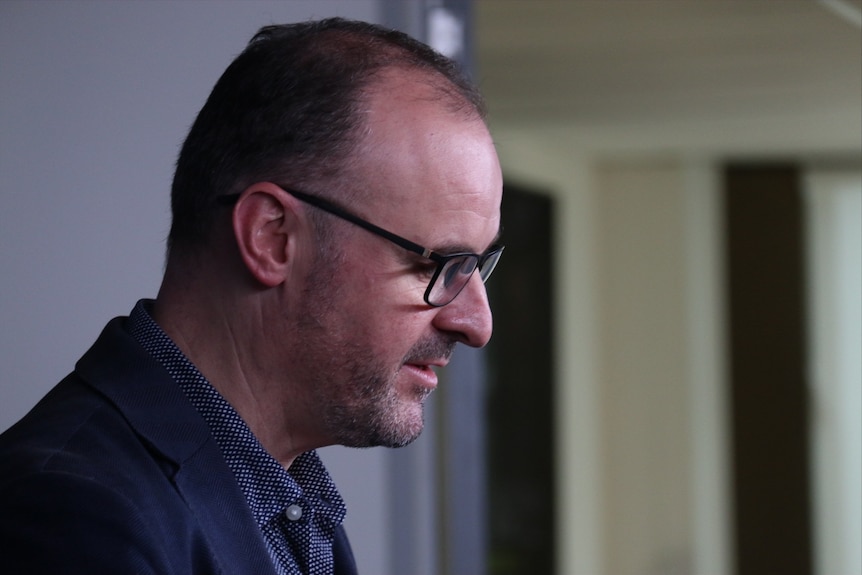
[{"xmin": 232, "ymin": 182, "xmax": 304, "ymax": 288}]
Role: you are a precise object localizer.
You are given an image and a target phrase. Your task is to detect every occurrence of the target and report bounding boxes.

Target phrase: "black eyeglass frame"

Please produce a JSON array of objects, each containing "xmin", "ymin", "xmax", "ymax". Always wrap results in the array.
[{"xmin": 218, "ymin": 187, "xmax": 503, "ymax": 307}]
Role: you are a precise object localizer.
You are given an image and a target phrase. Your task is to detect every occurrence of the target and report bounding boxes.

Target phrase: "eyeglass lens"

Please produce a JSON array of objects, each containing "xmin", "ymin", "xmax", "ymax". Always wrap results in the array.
[{"xmin": 427, "ymin": 249, "xmax": 503, "ymax": 306}]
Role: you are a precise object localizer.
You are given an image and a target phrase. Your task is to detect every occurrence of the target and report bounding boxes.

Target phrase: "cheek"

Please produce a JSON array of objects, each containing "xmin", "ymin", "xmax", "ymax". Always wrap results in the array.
[
  {"xmin": 330, "ymin": 249, "xmax": 432, "ymax": 352},
  {"xmin": 345, "ymin": 302, "xmax": 429, "ymax": 365},
  {"xmin": 361, "ymin": 263, "xmax": 429, "ymax": 306},
  {"xmin": 353, "ymin": 308, "xmax": 413, "ymax": 350}
]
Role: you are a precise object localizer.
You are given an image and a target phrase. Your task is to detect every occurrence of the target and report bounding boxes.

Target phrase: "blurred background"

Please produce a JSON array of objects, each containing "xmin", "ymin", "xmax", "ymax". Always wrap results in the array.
[
  {"xmin": 2, "ymin": 2, "xmax": 860, "ymax": 575},
  {"xmin": 477, "ymin": 3, "xmax": 861, "ymax": 575}
]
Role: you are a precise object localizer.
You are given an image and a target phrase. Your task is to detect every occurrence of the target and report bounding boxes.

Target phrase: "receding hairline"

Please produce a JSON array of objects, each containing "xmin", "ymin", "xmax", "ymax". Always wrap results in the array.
[{"xmin": 303, "ymin": 64, "xmax": 488, "ymax": 205}]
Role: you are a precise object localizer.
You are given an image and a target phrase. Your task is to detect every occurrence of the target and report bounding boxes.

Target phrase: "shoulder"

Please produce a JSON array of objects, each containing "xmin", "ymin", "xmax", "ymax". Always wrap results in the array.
[
  {"xmin": 0, "ymin": 314, "xmax": 271, "ymax": 574},
  {"xmin": 0, "ymin": 371, "xmax": 170, "ymax": 483},
  {"xmin": 0, "ymin": 375, "xmax": 224, "ymax": 574},
  {"xmin": 1, "ymin": 373, "xmax": 178, "ymax": 543},
  {"xmin": 0, "ymin": 469, "xmax": 172, "ymax": 572}
]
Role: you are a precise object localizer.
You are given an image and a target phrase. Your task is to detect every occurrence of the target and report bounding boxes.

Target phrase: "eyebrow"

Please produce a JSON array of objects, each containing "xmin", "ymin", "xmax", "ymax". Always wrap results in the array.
[{"xmin": 430, "ymin": 228, "xmax": 503, "ymax": 257}]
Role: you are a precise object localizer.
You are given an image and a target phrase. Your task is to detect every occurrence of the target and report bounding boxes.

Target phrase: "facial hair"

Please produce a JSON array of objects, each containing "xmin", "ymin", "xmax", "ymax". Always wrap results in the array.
[
  {"xmin": 323, "ymin": 336, "xmax": 455, "ymax": 448},
  {"xmin": 294, "ymin": 242, "xmax": 455, "ymax": 448}
]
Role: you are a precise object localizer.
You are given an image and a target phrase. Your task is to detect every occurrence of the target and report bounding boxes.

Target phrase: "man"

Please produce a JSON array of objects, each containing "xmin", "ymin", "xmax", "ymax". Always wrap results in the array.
[{"xmin": 0, "ymin": 18, "xmax": 503, "ymax": 575}]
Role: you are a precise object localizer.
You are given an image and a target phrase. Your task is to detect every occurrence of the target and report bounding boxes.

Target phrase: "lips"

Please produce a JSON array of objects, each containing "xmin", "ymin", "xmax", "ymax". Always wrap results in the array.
[
  {"xmin": 401, "ymin": 339, "xmax": 455, "ymax": 390},
  {"xmin": 413, "ymin": 357, "xmax": 449, "ymax": 370},
  {"xmin": 403, "ymin": 361, "xmax": 442, "ymax": 390}
]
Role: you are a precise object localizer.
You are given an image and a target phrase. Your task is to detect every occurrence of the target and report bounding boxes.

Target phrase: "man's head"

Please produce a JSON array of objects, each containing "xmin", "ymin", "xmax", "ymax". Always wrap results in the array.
[
  {"xmin": 168, "ymin": 18, "xmax": 486, "ymax": 253},
  {"xmin": 158, "ymin": 19, "xmax": 502, "ymax": 459}
]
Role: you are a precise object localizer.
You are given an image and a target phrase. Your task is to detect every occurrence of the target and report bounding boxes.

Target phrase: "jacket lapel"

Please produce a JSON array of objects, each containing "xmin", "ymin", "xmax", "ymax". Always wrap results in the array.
[{"xmin": 76, "ymin": 316, "xmax": 278, "ymax": 575}]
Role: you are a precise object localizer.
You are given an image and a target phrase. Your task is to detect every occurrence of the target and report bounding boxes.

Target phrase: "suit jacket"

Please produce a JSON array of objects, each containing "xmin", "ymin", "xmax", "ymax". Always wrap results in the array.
[{"xmin": 0, "ymin": 316, "xmax": 357, "ymax": 575}]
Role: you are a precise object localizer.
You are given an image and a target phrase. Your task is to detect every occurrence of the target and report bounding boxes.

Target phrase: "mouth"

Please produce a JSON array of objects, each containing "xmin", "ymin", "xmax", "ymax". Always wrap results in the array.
[
  {"xmin": 403, "ymin": 359, "xmax": 447, "ymax": 390},
  {"xmin": 401, "ymin": 339, "xmax": 455, "ymax": 392}
]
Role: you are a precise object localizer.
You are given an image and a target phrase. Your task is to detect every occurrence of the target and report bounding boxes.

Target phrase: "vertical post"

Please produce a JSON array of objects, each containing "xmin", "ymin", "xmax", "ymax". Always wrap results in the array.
[
  {"xmin": 381, "ymin": 2, "xmax": 485, "ymax": 574},
  {"xmin": 424, "ymin": 3, "xmax": 487, "ymax": 573}
]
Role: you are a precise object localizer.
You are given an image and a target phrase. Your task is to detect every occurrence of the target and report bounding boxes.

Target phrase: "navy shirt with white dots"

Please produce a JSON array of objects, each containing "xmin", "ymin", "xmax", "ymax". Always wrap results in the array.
[{"xmin": 128, "ymin": 300, "xmax": 347, "ymax": 575}]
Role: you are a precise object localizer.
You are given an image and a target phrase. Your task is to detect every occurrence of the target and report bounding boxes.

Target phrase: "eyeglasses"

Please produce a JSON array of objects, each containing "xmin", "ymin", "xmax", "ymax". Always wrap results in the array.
[{"xmin": 218, "ymin": 187, "xmax": 503, "ymax": 307}]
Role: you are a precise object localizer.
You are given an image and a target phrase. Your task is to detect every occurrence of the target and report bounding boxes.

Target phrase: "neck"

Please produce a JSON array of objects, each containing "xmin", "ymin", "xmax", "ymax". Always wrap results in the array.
[{"xmin": 153, "ymin": 251, "xmax": 328, "ymax": 468}]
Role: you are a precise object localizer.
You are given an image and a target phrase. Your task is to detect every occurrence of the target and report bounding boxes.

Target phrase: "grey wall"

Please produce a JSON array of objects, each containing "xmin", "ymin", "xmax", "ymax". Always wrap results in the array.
[{"xmin": 0, "ymin": 2, "xmax": 398, "ymax": 573}]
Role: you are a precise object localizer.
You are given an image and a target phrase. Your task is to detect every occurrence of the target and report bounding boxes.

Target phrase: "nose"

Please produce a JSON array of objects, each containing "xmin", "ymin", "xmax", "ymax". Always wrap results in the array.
[{"xmin": 431, "ymin": 273, "xmax": 494, "ymax": 347}]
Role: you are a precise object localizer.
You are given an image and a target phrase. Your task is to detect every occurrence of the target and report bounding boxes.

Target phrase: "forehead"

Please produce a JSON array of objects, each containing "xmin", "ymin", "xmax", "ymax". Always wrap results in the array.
[{"xmin": 349, "ymin": 71, "xmax": 503, "ymax": 250}]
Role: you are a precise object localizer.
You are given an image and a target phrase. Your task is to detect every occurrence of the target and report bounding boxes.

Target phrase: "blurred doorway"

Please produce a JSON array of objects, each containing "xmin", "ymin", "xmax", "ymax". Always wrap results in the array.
[{"xmin": 486, "ymin": 184, "xmax": 557, "ymax": 575}]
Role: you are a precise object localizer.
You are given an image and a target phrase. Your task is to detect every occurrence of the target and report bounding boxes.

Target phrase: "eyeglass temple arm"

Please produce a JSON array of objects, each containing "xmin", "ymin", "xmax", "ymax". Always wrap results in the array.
[{"xmin": 217, "ymin": 190, "xmax": 435, "ymax": 260}]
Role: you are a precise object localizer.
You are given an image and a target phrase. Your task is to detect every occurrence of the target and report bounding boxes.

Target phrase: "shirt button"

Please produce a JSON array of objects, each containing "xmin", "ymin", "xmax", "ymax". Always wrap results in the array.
[{"xmin": 285, "ymin": 504, "xmax": 303, "ymax": 522}]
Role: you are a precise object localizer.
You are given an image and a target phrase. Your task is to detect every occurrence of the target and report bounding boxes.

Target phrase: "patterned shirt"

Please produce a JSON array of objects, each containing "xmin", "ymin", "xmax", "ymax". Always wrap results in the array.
[{"xmin": 128, "ymin": 300, "xmax": 347, "ymax": 575}]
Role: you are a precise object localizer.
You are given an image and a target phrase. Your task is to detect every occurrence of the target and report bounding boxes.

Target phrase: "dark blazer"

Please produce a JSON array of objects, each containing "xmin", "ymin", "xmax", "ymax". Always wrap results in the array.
[{"xmin": 0, "ymin": 317, "xmax": 357, "ymax": 575}]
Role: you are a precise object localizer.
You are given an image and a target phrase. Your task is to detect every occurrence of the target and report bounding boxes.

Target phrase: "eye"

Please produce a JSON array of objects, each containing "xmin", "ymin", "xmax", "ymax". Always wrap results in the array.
[
  {"xmin": 415, "ymin": 260, "xmax": 439, "ymax": 280},
  {"xmin": 441, "ymin": 256, "xmax": 477, "ymax": 287}
]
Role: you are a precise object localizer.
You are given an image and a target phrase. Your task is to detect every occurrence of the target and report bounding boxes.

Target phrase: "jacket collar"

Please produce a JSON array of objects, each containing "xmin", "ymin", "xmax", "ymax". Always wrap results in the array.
[{"xmin": 75, "ymin": 314, "xmax": 278, "ymax": 574}]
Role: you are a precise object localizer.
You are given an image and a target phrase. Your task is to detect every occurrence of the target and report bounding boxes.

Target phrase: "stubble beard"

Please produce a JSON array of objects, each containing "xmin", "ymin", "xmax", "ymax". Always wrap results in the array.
[
  {"xmin": 296, "ymin": 247, "xmax": 455, "ymax": 449},
  {"xmin": 323, "ymin": 336, "xmax": 455, "ymax": 448}
]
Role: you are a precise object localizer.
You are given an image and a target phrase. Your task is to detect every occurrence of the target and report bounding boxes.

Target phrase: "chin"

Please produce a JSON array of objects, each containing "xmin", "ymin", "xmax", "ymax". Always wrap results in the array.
[
  {"xmin": 376, "ymin": 401, "xmax": 428, "ymax": 448},
  {"xmin": 381, "ymin": 427, "xmax": 424, "ymax": 449},
  {"xmin": 380, "ymin": 416, "xmax": 425, "ymax": 448}
]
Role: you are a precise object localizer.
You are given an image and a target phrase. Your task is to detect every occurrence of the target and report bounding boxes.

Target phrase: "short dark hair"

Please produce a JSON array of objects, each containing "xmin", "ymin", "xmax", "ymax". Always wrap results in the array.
[{"xmin": 168, "ymin": 17, "xmax": 486, "ymax": 252}]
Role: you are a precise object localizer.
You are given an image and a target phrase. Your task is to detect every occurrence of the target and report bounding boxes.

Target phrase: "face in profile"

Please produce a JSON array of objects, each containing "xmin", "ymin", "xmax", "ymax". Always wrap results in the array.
[{"xmin": 288, "ymin": 72, "xmax": 503, "ymax": 449}]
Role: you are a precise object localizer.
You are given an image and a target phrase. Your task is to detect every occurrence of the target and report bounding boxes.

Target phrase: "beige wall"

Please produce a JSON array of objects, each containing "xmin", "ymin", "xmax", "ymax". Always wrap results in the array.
[{"xmin": 594, "ymin": 162, "xmax": 694, "ymax": 575}]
